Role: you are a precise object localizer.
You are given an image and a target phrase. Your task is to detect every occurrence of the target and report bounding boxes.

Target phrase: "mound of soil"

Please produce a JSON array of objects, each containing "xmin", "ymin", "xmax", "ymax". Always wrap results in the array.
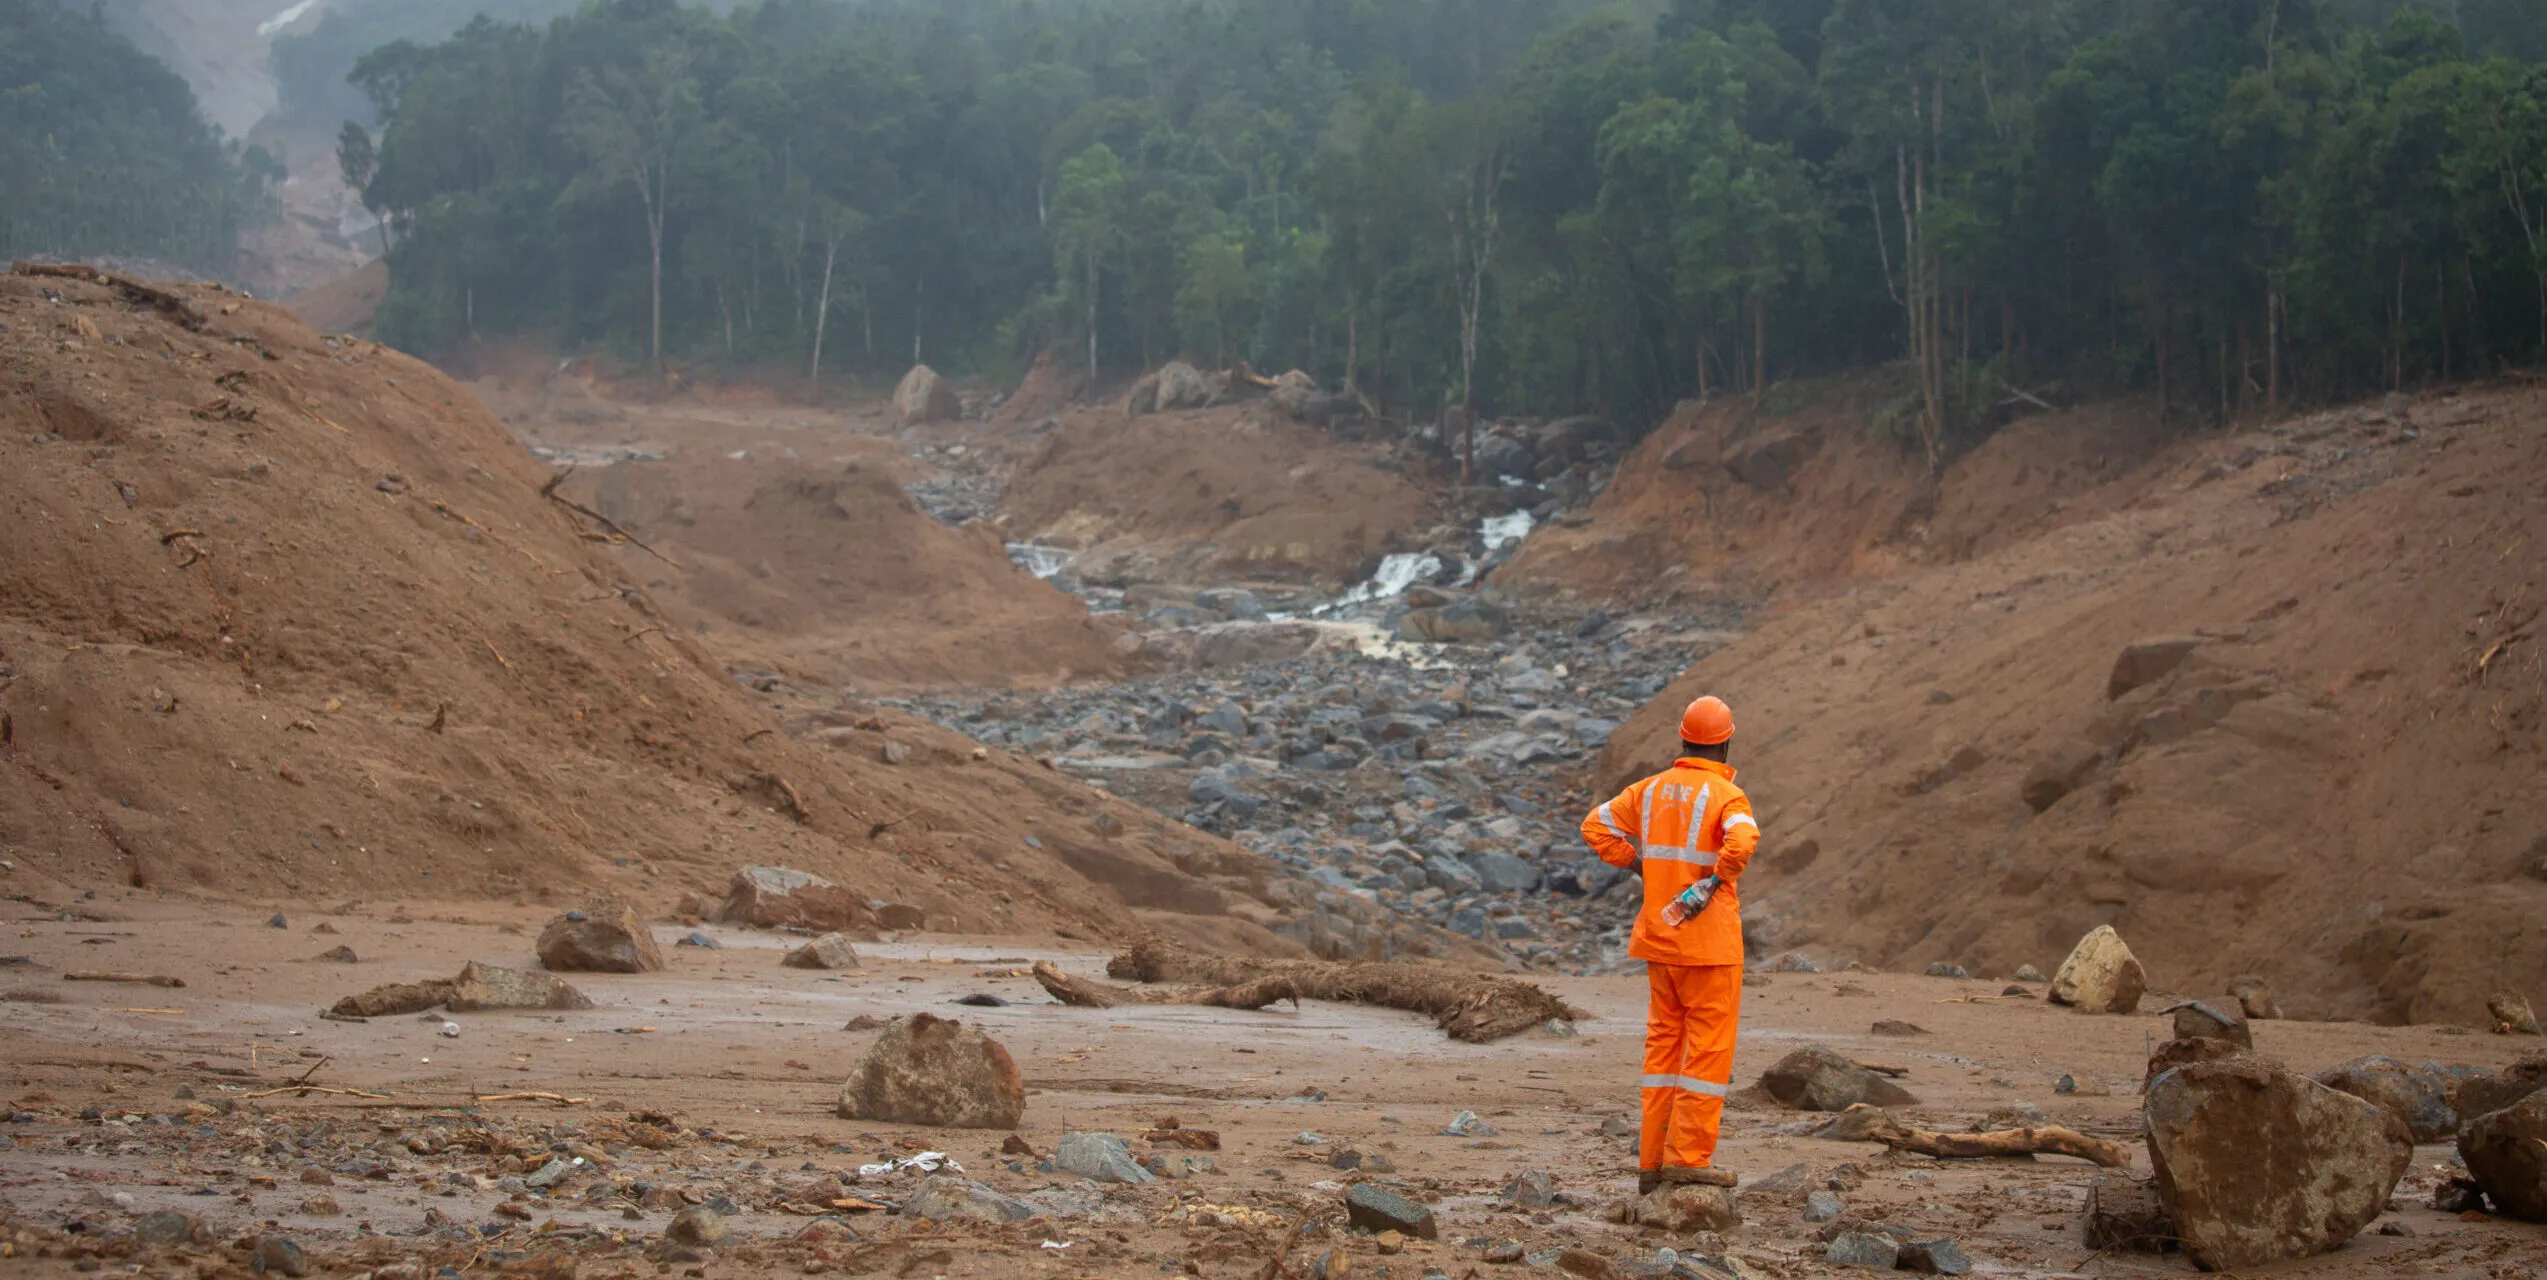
[
  {"xmin": 1496, "ymin": 379, "xmax": 2171, "ymax": 599},
  {"xmin": 565, "ymin": 457, "xmax": 1127, "ymax": 690},
  {"xmin": 0, "ymin": 269, "xmax": 1352, "ymax": 955},
  {"xmin": 1002, "ymin": 401, "xmax": 1435, "ymax": 587},
  {"xmin": 1592, "ymin": 386, "xmax": 2547, "ymax": 1025}
]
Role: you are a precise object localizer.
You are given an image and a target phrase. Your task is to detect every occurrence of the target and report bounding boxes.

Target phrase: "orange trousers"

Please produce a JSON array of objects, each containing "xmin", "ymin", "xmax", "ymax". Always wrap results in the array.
[{"xmin": 1641, "ymin": 962, "xmax": 1740, "ymax": 1171}]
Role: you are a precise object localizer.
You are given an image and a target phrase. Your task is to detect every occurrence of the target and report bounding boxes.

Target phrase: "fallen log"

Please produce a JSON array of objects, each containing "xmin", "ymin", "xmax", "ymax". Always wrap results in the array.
[
  {"xmin": 1826, "ymin": 1103, "xmax": 2131, "ymax": 1168},
  {"xmin": 1031, "ymin": 961, "xmax": 1299, "ymax": 1012},
  {"xmin": 1103, "ymin": 937, "xmax": 1585, "ymax": 1043},
  {"xmin": 63, "ymin": 971, "xmax": 186, "ymax": 988}
]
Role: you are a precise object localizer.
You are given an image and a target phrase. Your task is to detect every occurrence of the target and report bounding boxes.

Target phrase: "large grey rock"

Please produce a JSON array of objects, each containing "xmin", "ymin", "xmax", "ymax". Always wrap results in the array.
[
  {"xmin": 837, "ymin": 1013, "xmax": 1024, "ymax": 1130},
  {"xmin": 329, "ymin": 979, "xmax": 455, "ymax": 1018},
  {"xmin": 904, "ymin": 1175, "xmax": 1036, "ymax": 1224},
  {"xmin": 1757, "ymin": 1045, "xmax": 1919, "ymax": 1111},
  {"xmin": 720, "ymin": 866, "xmax": 867, "ymax": 933},
  {"xmin": 2145, "ymin": 1056, "xmax": 2411, "ymax": 1271},
  {"xmin": 536, "ymin": 904, "xmax": 663, "ymax": 974},
  {"xmin": 1345, "ymin": 1184, "xmax": 1436, "ymax": 1239},
  {"xmin": 894, "ymin": 364, "xmax": 959, "ymax": 425},
  {"xmin": 1153, "ymin": 361, "xmax": 1211, "ymax": 411},
  {"xmin": 1056, "ymin": 1132, "xmax": 1153, "ymax": 1184},
  {"xmin": 251, "ymin": 1236, "xmax": 310, "ymax": 1277},
  {"xmin": 1190, "ymin": 622, "xmax": 1325, "ymax": 669},
  {"xmin": 782, "ymin": 933, "xmax": 862, "ymax": 970},
  {"xmin": 665, "ymin": 1206, "xmax": 729, "ymax": 1247},
  {"xmin": 2050, "ymin": 926, "xmax": 2146, "ymax": 1014},
  {"xmin": 2459, "ymin": 1091, "xmax": 2547, "ymax": 1221},
  {"xmin": 445, "ymin": 961, "xmax": 593, "ymax": 1013},
  {"xmin": 1898, "ymin": 1238, "xmax": 1971, "ymax": 1276},
  {"xmin": 2108, "ymin": 637, "xmax": 2203, "ymax": 699},
  {"xmin": 2312, "ymin": 1055, "xmax": 2457, "ymax": 1144},
  {"xmin": 1501, "ymin": 1170, "xmax": 1556, "ymax": 1208},
  {"xmin": 1396, "ymin": 596, "xmax": 1510, "ymax": 645},
  {"xmin": 1824, "ymin": 1234, "xmax": 1898, "ymax": 1270},
  {"xmin": 1468, "ymin": 851, "xmax": 1541, "ymax": 894}
]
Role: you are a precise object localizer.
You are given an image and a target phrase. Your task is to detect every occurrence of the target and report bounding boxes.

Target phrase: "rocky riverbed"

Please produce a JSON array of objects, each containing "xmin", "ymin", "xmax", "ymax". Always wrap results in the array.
[{"xmin": 881, "ymin": 592, "xmax": 1749, "ymax": 974}]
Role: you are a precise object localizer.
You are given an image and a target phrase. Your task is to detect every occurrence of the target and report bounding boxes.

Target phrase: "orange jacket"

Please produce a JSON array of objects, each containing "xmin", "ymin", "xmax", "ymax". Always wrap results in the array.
[{"xmin": 1580, "ymin": 758, "xmax": 1757, "ymax": 967}]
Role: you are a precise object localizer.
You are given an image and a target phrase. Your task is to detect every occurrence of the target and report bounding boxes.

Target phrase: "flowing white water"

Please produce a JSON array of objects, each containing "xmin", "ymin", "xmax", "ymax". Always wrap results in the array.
[
  {"xmin": 1480, "ymin": 509, "xmax": 1535, "ymax": 551},
  {"xmin": 1006, "ymin": 543, "xmax": 1070, "ymax": 580},
  {"xmin": 258, "ymin": 0, "xmax": 322, "ymax": 39},
  {"xmin": 1326, "ymin": 551, "xmax": 1443, "ymax": 611}
]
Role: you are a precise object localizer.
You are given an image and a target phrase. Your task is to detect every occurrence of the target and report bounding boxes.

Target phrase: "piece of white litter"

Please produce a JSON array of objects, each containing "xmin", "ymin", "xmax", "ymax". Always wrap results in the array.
[
  {"xmin": 439, "ymin": 1021, "xmax": 461, "ymax": 1038},
  {"xmin": 1040, "ymin": 1241, "xmax": 1073, "ymax": 1251},
  {"xmin": 857, "ymin": 1151, "xmax": 960, "ymax": 1178}
]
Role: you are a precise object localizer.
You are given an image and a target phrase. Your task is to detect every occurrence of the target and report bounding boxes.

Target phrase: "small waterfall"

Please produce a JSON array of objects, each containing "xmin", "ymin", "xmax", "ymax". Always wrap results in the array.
[{"xmin": 1006, "ymin": 543, "xmax": 1070, "ymax": 580}]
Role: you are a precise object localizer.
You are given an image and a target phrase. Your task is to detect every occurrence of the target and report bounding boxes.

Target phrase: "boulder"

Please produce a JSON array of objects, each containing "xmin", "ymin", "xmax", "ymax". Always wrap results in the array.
[
  {"xmin": 1468, "ymin": 851, "xmax": 1541, "ymax": 894},
  {"xmin": 1345, "ymin": 1184, "xmax": 1436, "ymax": 1239},
  {"xmin": 1190, "ymin": 622, "xmax": 1325, "ymax": 669},
  {"xmin": 904, "ymin": 1175, "xmax": 1036, "ymax": 1224},
  {"xmin": 2107, "ymin": 637, "xmax": 2203, "ymax": 700},
  {"xmin": 2489, "ymin": 990, "xmax": 2542, "ymax": 1035},
  {"xmin": 2143, "ymin": 1037, "xmax": 2254, "ymax": 1093},
  {"xmin": 1757, "ymin": 1045, "xmax": 1919, "ymax": 1111},
  {"xmin": 1396, "ymin": 596, "xmax": 1510, "ymax": 645},
  {"xmin": 1501, "ymin": 1170, "xmax": 1556, "ymax": 1209},
  {"xmin": 1152, "ymin": 361, "xmax": 1211, "ymax": 412},
  {"xmin": 329, "ymin": 979, "xmax": 455, "ymax": 1019},
  {"xmin": 445, "ymin": 962, "xmax": 593, "ymax": 1012},
  {"xmin": 782, "ymin": 933, "xmax": 862, "ymax": 970},
  {"xmin": 664, "ymin": 1206, "xmax": 728, "ymax": 1247},
  {"xmin": 2450, "ymin": 1056, "xmax": 2547, "ymax": 1121},
  {"xmin": 1898, "ymin": 1239, "xmax": 1971, "ymax": 1276},
  {"xmin": 2084, "ymin": 1176, "xmax": 2173, "ymax": 1252},
  {"xmin": 1055, "ymin": 1132, "xmax": 1153, "ymax": 1184},
  {"xmin": 893, "ymin": 364, "xmax": 959, "ymax": 426},
  {"xmin": 1823, "ymin": 1234, "xmax": 1899, "ymax": 1270},
  {"xmin": 718, "ymin": 866, "xmax": 868, "ymax": 933},
  {"xmin": 535, "ymin": 905, "xmax": 663, "ymax": 974},
  {"xmin": 2145, "ymin": 1056, "xmax": 2411, "ymax": 1270},
  {"xmin": 1635, "ymin": 1184, "xmax": 1741, "ymax": 1234},
  {"xmin": 836, "ymin": 1013, "xmax": 1024, "ymax": 1130},
  {"xmin": 1720, "ymin": 419, "xmax": 1823, "ymax": 493},
  {"xmin": 2050, "ymin": 926, "xmax": 2146, "ymax": 1014},
  {"xmin": 2228, "ymin": 975, "xmax": 2283, "ymax": 1020},
  {"xmin": 2458, "ymin": 1091, "xmax": 2547, "ymax": 1221},
  {"xmin": 2311, "ymin": 1056, "xmax": 2458, "ymax": 1144},
  {"xmin": 134, "ymin": 1210, "xmax": 201, "ymax": 1247},
  {"xmin": 2166, "ymin": 1000, "xmax": 2252, "ymax": 1049}
]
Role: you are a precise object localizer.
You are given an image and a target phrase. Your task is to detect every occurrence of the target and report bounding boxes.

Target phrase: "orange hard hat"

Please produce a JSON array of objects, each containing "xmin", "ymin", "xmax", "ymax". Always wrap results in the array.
[{"xmin": 1679, "ymin": 696, "xmax": 1736, "ymax": 746}]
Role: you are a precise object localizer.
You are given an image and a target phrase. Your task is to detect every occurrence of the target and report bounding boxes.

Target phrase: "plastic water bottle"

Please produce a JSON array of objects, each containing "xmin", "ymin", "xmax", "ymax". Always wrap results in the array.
[{"xmin": 1661, "ymin": 877, "xmax": 1719, "ymax": 927}]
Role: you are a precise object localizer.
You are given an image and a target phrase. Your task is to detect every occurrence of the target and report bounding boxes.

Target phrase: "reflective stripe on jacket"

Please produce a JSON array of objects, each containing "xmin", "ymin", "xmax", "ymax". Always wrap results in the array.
[{"xmin": 1579, "ymin": 757, "xmax": 1758, "ymax": 966}]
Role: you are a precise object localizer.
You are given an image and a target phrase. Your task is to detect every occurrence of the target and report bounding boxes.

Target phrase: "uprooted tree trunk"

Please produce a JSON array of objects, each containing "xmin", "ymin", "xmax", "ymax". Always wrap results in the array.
[
  {"xmin": 1101, "ymin": 937, "xmax": 1584, "ymax": 1043},
  {"xmin": 1826, "ymin": 1103, "xmax": 2131, "ymax": 1168},
  {"xmin": 1032, "ymin": 961, "xmax": 1301, "ymax": 1012}
]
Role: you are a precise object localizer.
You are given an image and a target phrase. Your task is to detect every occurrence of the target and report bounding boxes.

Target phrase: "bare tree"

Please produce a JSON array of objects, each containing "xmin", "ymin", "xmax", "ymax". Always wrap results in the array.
[
  {"xmin": 1443, "ymin": 110, "xmax": 1506, "ymax": 484},
  {"xmin": 560, "ymin": 48, "xmax": 695, "ymax": 370}
]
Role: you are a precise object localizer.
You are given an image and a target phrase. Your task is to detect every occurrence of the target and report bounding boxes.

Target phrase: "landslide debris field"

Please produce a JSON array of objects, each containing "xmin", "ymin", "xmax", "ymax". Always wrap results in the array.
[{"xmin": 4, "ymin": 272, "xmax": 2547, "ymax": 1278}]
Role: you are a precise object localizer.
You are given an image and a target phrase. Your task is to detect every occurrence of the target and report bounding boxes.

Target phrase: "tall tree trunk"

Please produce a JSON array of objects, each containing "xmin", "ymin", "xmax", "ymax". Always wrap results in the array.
[
  {"xmin": 1086, "ymin": 253, "xmax": 1100, "ymax": 385},
  {"xmin": 1752, "ymin": 292, "xmax": 1767, "ymax": 402},
  {"xmin": 811, "ymin": 235, "xmax": 838, "ymax": 393}
]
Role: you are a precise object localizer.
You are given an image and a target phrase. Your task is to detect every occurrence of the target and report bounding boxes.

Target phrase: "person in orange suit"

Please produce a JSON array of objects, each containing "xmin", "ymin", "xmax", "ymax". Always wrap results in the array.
[{"xmin": 1580, "ymin": 695, "xmax": 1758, "ymax": 1194}]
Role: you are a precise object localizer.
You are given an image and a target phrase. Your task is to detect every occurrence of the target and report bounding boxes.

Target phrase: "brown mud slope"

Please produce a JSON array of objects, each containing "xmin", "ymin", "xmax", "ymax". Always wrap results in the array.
[
  {"xmin": 1002, "ymin": 400, "xmax": 1433, "ymax": 586},
  {"xmin": 565, "ymin": 458, "xmax": 1127, "ymax": 690},
  {"xmin": 1499, "ymin": 379, "xmax": 2174, "ymax": 599},
  {"xmin": 1594, "ymin": 385, "xmax": 2547, "ymax": 1025},
  {"xmin": 0, "ymin": 271, "xmax": 1341, "ymax": 957},
  {"xmin": 285, "ymin": 258, "xmax": 386, "ymax": 339}
]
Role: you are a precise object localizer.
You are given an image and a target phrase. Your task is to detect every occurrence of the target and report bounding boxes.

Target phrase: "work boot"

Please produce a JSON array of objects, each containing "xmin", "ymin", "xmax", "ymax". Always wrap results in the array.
[
  {"xmin": 1637, "ymin": 1170, "xmax": 1662, "ymax": 1196},
  {"xmin": 1658, "ymin": 1165, "xmax": 1739, "ymax": 1188}
]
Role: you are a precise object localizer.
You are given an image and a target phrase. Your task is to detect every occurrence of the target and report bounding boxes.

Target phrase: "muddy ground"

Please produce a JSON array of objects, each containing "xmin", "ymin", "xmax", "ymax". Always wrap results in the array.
[{"xmin": 3, "ymin": 889, "xmax": 2541, "ymax": 1279}]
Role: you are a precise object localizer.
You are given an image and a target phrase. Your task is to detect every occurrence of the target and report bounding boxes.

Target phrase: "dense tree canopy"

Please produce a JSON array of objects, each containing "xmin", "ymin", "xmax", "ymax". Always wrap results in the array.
[
  {"xmin": 345, "ymin": 0, "xmax": 2547, "ymax": 447},
  {"xmin": 0, "ymin": 0, "xmax": 264, "ymax": 273}
]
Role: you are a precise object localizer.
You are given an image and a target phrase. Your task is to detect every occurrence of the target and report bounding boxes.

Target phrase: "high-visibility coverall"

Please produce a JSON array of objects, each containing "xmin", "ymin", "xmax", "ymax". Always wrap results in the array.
[{"xmin": 1580, "ymin": 757, "xmax": 1758, "ymax": 1173}]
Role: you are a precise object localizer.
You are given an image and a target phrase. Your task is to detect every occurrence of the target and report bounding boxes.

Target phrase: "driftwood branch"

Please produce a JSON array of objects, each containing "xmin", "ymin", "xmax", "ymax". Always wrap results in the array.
[
  {"xmin": 1104, "ymin": 937, "xmax": 1583, "ymax": 1042},
  {"xmin": 1032, "ymin": 961, "xmax": 1299, "ymax": 1012},
  {"xmin": 541, "ymin": 470, "xmax": 677, "ymax": 568},
  {"xmin": 64, "ymin": 971, "xmax": 186, "ymax": 988},
  {"xmin": 1832, "ymin": 1103, "xmax": 2131, "ymax": 1167}
]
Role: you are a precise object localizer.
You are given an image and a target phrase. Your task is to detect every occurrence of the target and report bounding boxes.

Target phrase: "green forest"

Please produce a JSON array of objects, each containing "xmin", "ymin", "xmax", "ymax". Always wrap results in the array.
[{"xmin": 0, "ymin": 0, "xmax": 274, "ymax": 273}]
